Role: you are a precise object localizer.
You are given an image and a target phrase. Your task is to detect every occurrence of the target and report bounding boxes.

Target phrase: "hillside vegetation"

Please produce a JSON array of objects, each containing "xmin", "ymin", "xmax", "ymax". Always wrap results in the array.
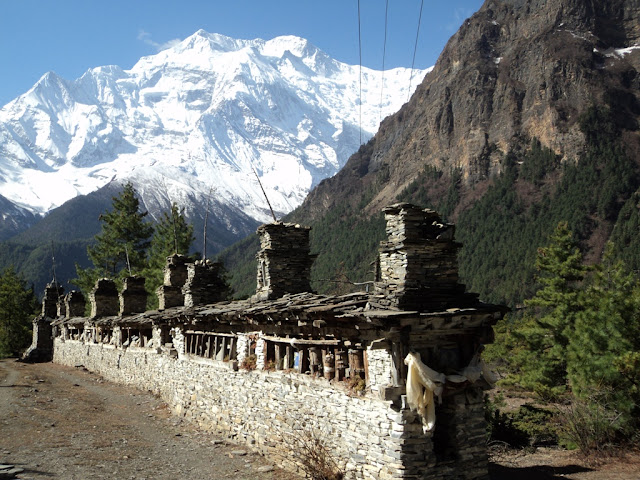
[{"xmin": 223, "ymin": 103, "xmax": 640, "ymax": 308}]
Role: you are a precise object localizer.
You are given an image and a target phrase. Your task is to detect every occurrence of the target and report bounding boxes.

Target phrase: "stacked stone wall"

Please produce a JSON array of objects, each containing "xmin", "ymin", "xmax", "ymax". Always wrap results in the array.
[{"xmin": 52, "ymin": 338, "xmax": 483, "ymax": 480}]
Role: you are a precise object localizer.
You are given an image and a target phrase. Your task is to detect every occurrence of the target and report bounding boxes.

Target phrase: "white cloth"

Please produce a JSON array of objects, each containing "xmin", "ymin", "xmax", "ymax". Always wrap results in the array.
[
  {"xmin": 403, "ymin": 351, "xmax": 496, "ymax": 432},
  {"xmin": 404, "ymin": 352, "xmax": 445, "ymax": 431}
]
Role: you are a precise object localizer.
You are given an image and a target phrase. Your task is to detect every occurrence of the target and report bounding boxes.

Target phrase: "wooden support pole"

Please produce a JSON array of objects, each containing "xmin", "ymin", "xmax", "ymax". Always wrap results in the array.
[{"xmin": 275, "ymin": 344, "xmax": 283, "ymax": 370}]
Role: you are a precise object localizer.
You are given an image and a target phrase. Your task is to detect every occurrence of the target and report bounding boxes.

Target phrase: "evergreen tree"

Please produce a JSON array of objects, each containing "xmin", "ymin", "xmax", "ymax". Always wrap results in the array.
[
  {"xmin": 611, "ymin": 192, "xmax": 640, "ymax": 272},
  {"xmin": 0, "ymin": 266, "xmax": 38, "ymax": 357},
  {"xmin": 495, "ymin": 222, "xmax": 588, "ymax": 398},
  {"xmin": 568, "ymin": 245, "xmax": 640, "ymax": 434},
  {"xmin": 144, "ymin": 202, "xmax": 195, "ymax": 307},
  {"xmin": 74, "ymin": 183, "xmax": 153, "ymax": 294}
]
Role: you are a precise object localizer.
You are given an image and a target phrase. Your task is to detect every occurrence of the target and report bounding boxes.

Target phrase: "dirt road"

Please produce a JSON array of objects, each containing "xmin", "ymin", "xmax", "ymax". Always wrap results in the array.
[{"xmin": 0, "ymin": 359, "xmax": 297, "ymax": 480}]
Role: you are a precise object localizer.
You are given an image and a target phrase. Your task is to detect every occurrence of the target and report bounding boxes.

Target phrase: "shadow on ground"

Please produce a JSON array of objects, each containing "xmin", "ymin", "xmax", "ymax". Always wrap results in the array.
[{"xmin": 489, "ymin": 463, "xmax": 594, "ymax": 479}]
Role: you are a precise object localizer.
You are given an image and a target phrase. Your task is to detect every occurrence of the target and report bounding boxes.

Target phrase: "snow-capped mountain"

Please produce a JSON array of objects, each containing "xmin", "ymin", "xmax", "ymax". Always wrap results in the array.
[{"xmin": 0, "ymin": 30, "xmax": 429, "ymax": 236}]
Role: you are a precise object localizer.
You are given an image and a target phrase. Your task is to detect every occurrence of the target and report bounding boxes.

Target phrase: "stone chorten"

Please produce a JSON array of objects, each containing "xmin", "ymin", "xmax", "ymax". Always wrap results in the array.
[
  {"xmin": 42, "ymin": 281, "xmax": 64, "ymax": 318},
  {"xmin": 156, "ymin": 254, "xmax": 189, "ymax": 309},
  {"xmin": 21, "ymin": 281, "xmax": 63, "ymax": 362},
  {"xmin": 374, "ymin": 203, "xmax": 477, "ymax": 311},
  {"xmin": 64, "ymin": 290, "xmax": 86, "ymax": 318},
  {"xmin": 253, "ymin": 223, "xmax": 316, "ymax": 301},
  {"xmin": 90, "ymin": 278, "xmax": 119, "ymax": 318},
  {"xmin": 119, "ymin": 276, "xmax": 148, "ymax": 315},
  {"xmin": 182, "ymin": 260, "xmax": 230, "ymax": 308}
]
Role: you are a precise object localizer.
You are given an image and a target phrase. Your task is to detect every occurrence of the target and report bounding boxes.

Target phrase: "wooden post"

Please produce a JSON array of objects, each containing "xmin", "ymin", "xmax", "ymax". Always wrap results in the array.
[
  {"xmin": 363, "ymin": 350, "xmax": 369, "ymax": 385},
  {"xmin": 228, "ymin": 337, "xmax": 236, "ymax": 361},
  {"xmin": 213, "ymin": 336, "xmax": 220, "ymax": 358},
  {"xmin": 390, "ymin": 342, "xmax": 403, "ymax": 386},
  {"xmin": 297, "ymin": 348, "xmax": 306, "ymax": 374},
  {"xmin": 275, "ymin": 344, "xmax": 283, "ymax": 370},
  {"xmin": 285, "ymin": 345, "xmax": 293, "ymax": 369}
]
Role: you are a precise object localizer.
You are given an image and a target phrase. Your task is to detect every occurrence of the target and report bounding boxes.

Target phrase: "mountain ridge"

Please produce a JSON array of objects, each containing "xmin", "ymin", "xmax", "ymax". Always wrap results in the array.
[
  {"xmin": 220, "ymin": 0, "xmax": 640, "ymax": 304},
  {"xmin": 0, "ymin": 30, "xmax": 428, "ymax": 227},
  {"xmin": 0, "ymin": 29, "xmax": 427, "ymax": 294}
]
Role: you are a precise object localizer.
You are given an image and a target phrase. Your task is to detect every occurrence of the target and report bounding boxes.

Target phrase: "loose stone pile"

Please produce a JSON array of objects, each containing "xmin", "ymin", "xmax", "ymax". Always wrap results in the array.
[
  {"xmin": 253, "ymin": 223, "xmax": 315, "ymax": 301},
  {"xmin": 0, "ymin": 464, "xmax": 24, "ymax": 479}
]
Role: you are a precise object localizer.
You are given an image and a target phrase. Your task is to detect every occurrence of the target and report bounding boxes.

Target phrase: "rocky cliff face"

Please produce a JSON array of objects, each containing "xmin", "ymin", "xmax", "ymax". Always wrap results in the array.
[{"xmin": 301, "ymin": 0, "xmax": 640, "ymax": 216}]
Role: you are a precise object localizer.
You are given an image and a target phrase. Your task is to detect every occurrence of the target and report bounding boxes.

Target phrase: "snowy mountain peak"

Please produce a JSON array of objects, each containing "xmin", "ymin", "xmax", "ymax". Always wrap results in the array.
[
  {"xmin": 177, "ymin": 30, "xmax": 252, "ymax": 54},
  {"xmin": 0, "ymin": 29, "xmax": 429, "ymax": 234}
]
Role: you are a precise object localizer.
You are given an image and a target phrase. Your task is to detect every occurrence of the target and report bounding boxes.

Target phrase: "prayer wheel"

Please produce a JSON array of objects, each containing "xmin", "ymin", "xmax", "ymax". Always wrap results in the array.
[
  {"xmin": 335, "ymin": 349, "xmax": 348, "ymax": 380},
  {"xmin": 323, "ymin": 352, "xmax": 335, "ymax": 379},
  {"xmin": 348, "ymin": 349, "xmax": 365, "ymax": 379},
  {"xmin": 309, "ymin": 347, "xmax": 320, "ymax": 374}
]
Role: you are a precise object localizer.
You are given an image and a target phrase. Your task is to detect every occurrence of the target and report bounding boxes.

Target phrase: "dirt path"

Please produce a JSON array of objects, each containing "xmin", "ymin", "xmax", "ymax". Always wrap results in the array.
[
  {"xmin": 489, "ymin": 446, "xmax": 640, "ymax": 480},
  {"xmin": 0, "ymin": 359, "xmax": 298, "ymax": 480}
]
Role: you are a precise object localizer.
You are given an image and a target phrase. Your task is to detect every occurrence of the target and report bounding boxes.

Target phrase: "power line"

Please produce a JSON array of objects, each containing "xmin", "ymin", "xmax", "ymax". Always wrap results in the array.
[
  {"xmin": 357, "ymin": 0, "xmax": 363, "ymax": 145},
  {"xmin": 379, "ymin": 0, "xmax": 389, "ymax": 125},
  {"xmin": 408, "ymin": 0, "xmax": 425, "ymax": 102}
]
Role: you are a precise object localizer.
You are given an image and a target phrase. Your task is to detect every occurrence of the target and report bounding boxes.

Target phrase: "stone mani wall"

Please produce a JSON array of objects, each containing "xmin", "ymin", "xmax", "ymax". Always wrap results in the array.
[
  {"xmin": 52, "ymin": 326, "xmax": 492, "ymax": 480},
  {"xmin": 53, "ymin": 338, "xmax": 414, "ymax": 479},
  {"xmin": 43, "ymin": 205, "xmax": 503, "ymax": 479}
]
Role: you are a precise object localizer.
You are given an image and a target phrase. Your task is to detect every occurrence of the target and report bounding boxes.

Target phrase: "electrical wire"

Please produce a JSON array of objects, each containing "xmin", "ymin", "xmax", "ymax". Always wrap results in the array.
[
  {"xmin": 379, "ymin": 0, "xmax": 389, "ymax": 125},
  {"xmin": 357, "ymin": 0, "xmax": 363, "ymax": 145},
  {"xmin": 408, "ymin": 0, "xmax": 425, "ymax": 102}
]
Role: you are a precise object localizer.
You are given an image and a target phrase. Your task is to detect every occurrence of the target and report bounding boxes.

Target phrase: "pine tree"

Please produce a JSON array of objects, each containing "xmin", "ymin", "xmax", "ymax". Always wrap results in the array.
[
  {"xmin": 507, "ymin": 222, "xmax": 588, "ymax": 398},
  {"xmin": 74, "ymin": 183, "xmax": 153, "ymax": 294},
  {"xmin": 568, "ymin": 245, "xmax": 640, "ymax": 434},
  {"xmin": 0, "ymin": 266, "xmax": 38, "ymax": 357},
  {"xmin": 144, "ymin": 202, "xmax": 195, "ymax": 307}
]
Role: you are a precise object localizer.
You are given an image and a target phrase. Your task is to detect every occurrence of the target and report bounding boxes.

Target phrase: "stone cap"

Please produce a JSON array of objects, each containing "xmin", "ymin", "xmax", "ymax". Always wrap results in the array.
[
  {"xmin": 163, "ymin": 254, "xmax": 189, "ymax": 287},
  {"xmin": 382, "ymin": 203, "xmax": 455, "ymax": 245},
  {"xmin": 256, "ymin": 222, "xmax": 312, "ymax": 252}
]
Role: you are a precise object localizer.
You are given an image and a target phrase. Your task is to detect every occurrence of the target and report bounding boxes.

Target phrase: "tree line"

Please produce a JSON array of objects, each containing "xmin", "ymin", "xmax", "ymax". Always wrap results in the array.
[{"xmin": 0, "ymin": 182, "xmax": 196, "ymax": 357}]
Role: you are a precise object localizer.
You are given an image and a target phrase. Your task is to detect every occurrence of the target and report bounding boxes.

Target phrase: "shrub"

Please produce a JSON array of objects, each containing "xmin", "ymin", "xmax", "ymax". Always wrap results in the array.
[
  {"xmin": 292, "ymin": 428, "xmax": 345, "ymax": 480},
  {"xmin": 486, "ymin": 398, "xmax": 558, "ymax": 448},
  {"xmin": 557, "ymin": 391, "xmax": 626, "ymax": 454},
  {"xmin": 240, "ymin": 354, "xmax": 257, "ymax": 371}
]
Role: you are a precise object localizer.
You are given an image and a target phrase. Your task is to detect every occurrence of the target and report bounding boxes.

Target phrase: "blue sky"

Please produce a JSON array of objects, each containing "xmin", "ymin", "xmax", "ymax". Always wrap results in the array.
[{"xmin": 0, "ymin": 0, "xmax": 484, "ymax": 107}]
